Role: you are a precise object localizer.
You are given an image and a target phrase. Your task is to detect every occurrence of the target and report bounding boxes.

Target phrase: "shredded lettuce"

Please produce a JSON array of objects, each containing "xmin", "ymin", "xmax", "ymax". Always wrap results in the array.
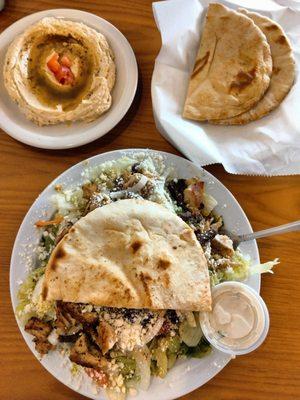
[
  {"xmin": 179, "ymin": 317, "xmax": 203, "ymax": 347},
  {"xmin": 210, "ymin": 251, "xmax": 279, "ymax": 286},
  {"xmin": 115, "ymin": 356, "xmax": 137, "ymax": 382},
  {"xmin": 177, "ymin": 337, "xmax": 211, "ymax": 359},
  {"xmin": 83, "ymin": 156, "xmax": 135, "ymax": 185},
  {"xmin": 51, "ymin": 187, "xmax": 86, "ymax": 217},
  {"xmin": 152, "ymin": 347, "xmax": 168, "ymax": 378},
  {"xmin": 185, "ymin": 338, "xmax": 211, "ymax": 359},
  {"xmin": 70, "ymin": 362, "xmax": 81, "ymax": 376},
  {"xmin": 16, "ymin": 268, "xmax": 55, "ymax": 323},
  {"xmin": 250, "ymin": 258, "xmax": 279, "ymax": 275},
  {"xmin": 130, "ymin": 347, "xmax": 150, "ymax": 390},
  {"xmin": 223, "ymin": 251, "xmax": 251, "ymax": 282},
  {"xmin": 16, "ymin": 267, "xmax": 45, "ymax": 316}
]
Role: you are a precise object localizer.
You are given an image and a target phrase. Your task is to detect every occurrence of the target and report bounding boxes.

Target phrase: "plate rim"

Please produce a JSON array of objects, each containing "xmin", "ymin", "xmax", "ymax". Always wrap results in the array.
[
  {"xmin": 0, "ymin": 8, "xmax": 138, "ymax": 149},
  {"xmin": 9, "ymin": 149, "xmax": 260, "ymax": 400}
]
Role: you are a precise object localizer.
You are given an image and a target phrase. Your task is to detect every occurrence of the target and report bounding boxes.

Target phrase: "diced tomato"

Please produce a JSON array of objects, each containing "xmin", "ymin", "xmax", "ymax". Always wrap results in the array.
[
  {"xmin": 60, "ymin": 55, "xmax": 72, "ymax": 68},
  {"xmin": 47, "ymin": 52, "xmax": 74, "ymax": 85},
  {"xmin": 85, "ymin": 368, "xmax": 108, "ymax": 387},
  {"xmin": 54, "ymin": 65, "xmax": 75, "ymax": 85},
  {"xmin": 47, "ymin": 52, "xmax": 60, "ymax": 74}
]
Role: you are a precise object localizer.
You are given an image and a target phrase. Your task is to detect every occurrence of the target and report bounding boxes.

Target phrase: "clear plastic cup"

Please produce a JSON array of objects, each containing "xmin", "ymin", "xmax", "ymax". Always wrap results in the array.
[{"xmin": 200, "ymin": 281, "xmax": 270, "ymax": 356}]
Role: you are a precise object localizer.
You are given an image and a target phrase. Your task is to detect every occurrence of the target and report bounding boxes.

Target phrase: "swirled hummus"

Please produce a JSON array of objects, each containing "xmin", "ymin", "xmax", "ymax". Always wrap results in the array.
[{"xmin": 3, "ymin": 17, "xmax": 115, "ymax": 125}]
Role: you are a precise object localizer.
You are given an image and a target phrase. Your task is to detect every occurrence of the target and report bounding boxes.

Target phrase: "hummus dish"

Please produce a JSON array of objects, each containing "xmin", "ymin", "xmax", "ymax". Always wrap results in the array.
[{"xmin": 3, "ymin": 17, "xmax": 115, "ymax": 125}]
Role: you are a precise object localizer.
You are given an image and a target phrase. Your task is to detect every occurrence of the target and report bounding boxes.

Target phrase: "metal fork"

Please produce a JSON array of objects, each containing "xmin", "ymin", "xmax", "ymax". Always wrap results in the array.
[{"xmin": 221, "ymin": 220, "xmax": 300, "ymax": 250}]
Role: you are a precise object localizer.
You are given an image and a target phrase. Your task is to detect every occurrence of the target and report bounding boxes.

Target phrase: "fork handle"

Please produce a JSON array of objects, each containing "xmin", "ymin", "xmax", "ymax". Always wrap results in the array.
[{"xmin": 239, "ymin": 220, "xmax": 300, "ymax": 242}]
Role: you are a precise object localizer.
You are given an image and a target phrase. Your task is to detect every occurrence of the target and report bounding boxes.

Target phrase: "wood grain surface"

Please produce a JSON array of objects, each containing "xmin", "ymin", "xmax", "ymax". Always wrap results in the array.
[{"xmin": 0, "ymin": 1, "xmax": 299, "ymax": 400}]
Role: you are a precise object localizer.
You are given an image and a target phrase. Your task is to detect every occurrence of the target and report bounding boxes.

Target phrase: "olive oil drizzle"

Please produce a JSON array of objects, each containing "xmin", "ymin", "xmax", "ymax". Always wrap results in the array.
[{"xmin": 27, "ymin": 34, "xmax": 94, "ymax": 111}]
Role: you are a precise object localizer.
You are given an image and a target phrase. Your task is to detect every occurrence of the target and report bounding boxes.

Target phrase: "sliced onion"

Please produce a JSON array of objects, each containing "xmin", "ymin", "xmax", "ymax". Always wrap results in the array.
[
  {"xmin": 142, "ymin": 311, "xmax": 165, "ymax": 344},
  {"xmin": 129, "ymin": 175, "xmax": 148, "ymax": 192},
  {"xmin": 179, "ymin": 318, "xmax": 203, "ymax": 347},
  {"xmin": 185, "ymin": 311, "xmax": 196, "ymax": 327},
  {"xmin": 110, "ymin": 190, "xmax": 127, "ymax": 199},
  {"xmin": 110, "ymin": 175, "xmax": 148, "ymax": 200},
  {"xmin": 131, "ymin": 346, "xmax": 151, "ymax": 391}
]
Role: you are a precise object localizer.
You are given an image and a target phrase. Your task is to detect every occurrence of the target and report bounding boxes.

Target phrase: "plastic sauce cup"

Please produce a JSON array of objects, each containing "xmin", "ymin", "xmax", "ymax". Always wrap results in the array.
[{"xmin": 200, "ymin": 281, "xmax": 269, "ymax": 356}]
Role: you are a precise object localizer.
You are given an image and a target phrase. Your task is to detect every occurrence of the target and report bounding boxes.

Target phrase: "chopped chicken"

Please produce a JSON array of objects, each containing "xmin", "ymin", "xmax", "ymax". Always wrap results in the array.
[
  {"xmin": 25, "ymin": 317, "xmax": 52, "ymax": 341},
  {"xmin": 25, "ymin": 317, "xmax": 53, "ymax": 355},
  {"xmin": 70, "ymin": 334, "xmax": 103, "ymax": 369},
  {"xmin": 211, "ymin": 234, "xmax": 234, "ymax": 257},
  {"xmin": 183, "ymin": 178, "xmax": 204, "ymax": 211},
  {"xmin": 61, "ymin": 302, "xmax": 98, "ymax": 325},
  {"xmin": 70, "ymin": 348, "xmax": 102, "ymax": 369},
  {"xmin": 97, "ymin": 321, "xmax": 117, "ymax": 354},
  {"xmin": 84, "ymin": 193, "xmax": 111, "ymax": 215},
  {"xmin": 34, "ymin": 339, "xmax": 53, "ymax": 355},
  {"xmin": 82, "ymin": 182, "xmax": 98, "ymax": 200},
  {"xmin": 85, "ymin": 326, "xmax": 102, "ymax": 350},
  {"xmin": 58, "ymin": 333, "xmax": 81, "ymax": 342},
  {"xmin": 55, "ymin": 301, "xmax": 81, "ymax": 335},
  {"xmin": 73, "ymin": 332, "xmax": 89, "ymax": 353},
  {"xmin": 123, "ymin": 173, "xmax": 143, "ymax": 189}
]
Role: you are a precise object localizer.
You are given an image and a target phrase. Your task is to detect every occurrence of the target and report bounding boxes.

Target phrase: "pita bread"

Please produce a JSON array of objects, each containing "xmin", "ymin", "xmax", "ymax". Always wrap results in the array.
[
  {"xmin": 43, "ymin": 199, "xmax": 211, "ymax": 312},
  {"xmin": 183, "ymin": 3, "xmax": 272, "ymax": 121},
  {"xmin": 211, "ymin": 9, "xmax": 295, "ymax": 125}
]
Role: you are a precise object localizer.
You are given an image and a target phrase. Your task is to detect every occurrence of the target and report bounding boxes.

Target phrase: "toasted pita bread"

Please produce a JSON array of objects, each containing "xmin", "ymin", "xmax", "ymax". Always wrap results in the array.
[
  {"xmin": 211, "ymin": 9, "xmax": 295, "ymax": 125},
  {"xmin": 43, "ymin": 199, "xmax": 211, "ymax": 312},
  {"xmin": 183, "ymin": 3, "xmax": 272, "ymax": 121}
]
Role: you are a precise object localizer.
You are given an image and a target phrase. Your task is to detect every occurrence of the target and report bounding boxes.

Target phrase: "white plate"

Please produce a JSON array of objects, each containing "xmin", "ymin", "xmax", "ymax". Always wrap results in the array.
[
  {"xmin": 0, "ymin": 9, "xmax": 138, "ymax": 149},
  {"xmin": 10, "ymin": 149, "xmax": 260, "ymax": 400}
]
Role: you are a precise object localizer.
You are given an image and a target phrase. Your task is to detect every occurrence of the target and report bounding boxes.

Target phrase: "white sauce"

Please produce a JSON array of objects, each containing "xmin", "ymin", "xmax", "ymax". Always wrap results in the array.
[
  {"xmin": 200, "ymin": 282, "xmax": 266, "ymax": 352},
  {"xmin": 210, "ymin": 291, "xmax": 256, "ymax": 342}
]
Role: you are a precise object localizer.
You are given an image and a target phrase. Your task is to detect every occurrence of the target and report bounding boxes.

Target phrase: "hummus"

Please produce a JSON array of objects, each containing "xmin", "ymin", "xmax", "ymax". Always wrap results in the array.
[{"xmin": 3, "ymin": 17, "xmax": 116, "ymax": 125}]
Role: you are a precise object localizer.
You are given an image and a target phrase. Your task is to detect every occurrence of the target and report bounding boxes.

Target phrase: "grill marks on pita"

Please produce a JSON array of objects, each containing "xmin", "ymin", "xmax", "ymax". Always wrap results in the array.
[
  {"xmin": 211, "ymin": 8, "xmax": 295, "ymax": 125},
  {"xmin": 43, "ymin": 199, "xmax": 212, "ymax": 312},
  {"xmin": 183, "ymin": 3, "xmax": 294, "ymax": 125}
]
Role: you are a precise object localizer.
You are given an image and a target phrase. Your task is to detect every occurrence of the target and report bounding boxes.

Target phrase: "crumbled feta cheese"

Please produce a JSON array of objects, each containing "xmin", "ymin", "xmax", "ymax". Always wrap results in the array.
[
  {"xmin": 114, "ymin": 319, "xmax": 124, "ymax": 328},
  {"xmin": 116, "ymin": 374, "xmax": 124, "ymax": 387}
]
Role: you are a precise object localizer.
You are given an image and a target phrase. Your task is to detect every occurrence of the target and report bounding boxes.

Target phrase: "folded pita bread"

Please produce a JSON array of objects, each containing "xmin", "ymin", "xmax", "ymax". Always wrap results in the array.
[
  {"xmin": 210, "ymin": 9, "xmax": 295, "ymax": 125},
  {"xmin": 183, "ymin": 3, "xmax": 272, "ymax": 121},
  {"xmin": 43, "ymin": 199, "xmax": 211, "ymax": 311}
]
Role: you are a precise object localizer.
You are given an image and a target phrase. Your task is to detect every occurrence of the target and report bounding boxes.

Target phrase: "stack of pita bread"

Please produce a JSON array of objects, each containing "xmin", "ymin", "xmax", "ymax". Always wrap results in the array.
[{"xmin": 183, "ymin": 3, "xmax": 295, "ymax": 125}]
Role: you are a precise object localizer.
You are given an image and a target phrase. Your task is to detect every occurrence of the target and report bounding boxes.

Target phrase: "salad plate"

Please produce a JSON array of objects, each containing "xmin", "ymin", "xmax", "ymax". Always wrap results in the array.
[{"xmin": 10, "ymin": 149, "xmax": 261, "ymax": 399}]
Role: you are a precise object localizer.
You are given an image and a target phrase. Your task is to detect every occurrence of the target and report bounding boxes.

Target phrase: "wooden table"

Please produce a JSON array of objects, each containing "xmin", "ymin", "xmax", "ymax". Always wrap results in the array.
[{"xmin": 0, "ymin": 1, "xmax": 299, "ymax": 399}]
